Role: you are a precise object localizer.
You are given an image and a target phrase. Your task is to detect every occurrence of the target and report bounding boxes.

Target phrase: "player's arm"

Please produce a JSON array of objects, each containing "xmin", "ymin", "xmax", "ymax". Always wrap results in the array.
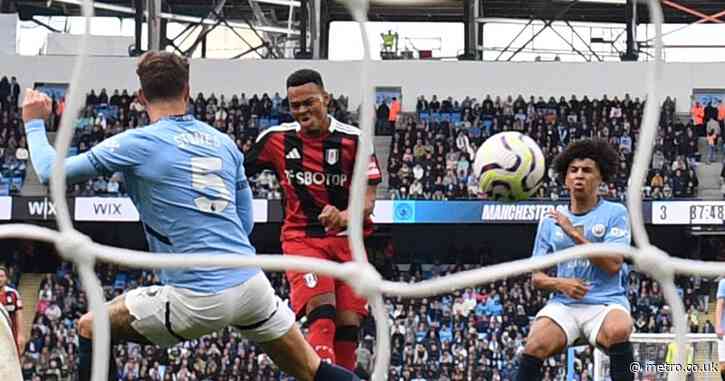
[
  {"xmin": 531, "ymin": 217, "xmax": 590, "ymax": 300},
  {"xmin": 236, "ymin": 154, "xmax": 255, "ymax": 235},
  {"xmin": 319, "ymin": 154, "xmax": 382, "ymax": 230},
  {"xmin": 14, "ymin": 298, "xmax": 24, "ymax": 355},
  {"xmin": 716, "ymin": 280, "xmax": 725, "ymax": 337},
  {"xmin": 716, "ymin": 298, "xmax": 724, "ymax": 337},
  {"xmin": 547, "ymin": 209, "xmax": 624, "ymax": 276},
  {"xmin": 243, "ymin": 132, "xmax": 275, "ymax": 179},
  {"xmin": 22, "ymin": 90, "xmax": 100, "ymax": 185}
]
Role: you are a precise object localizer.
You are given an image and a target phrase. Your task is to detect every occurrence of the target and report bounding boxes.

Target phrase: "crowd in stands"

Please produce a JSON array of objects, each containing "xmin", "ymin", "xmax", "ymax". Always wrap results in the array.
[
  {"xmin": 386, "ymin": 94, "xmax": 711, "ymax": 200},
  {"xmin": 1, "ymin": 76, "xmax": 722, "ymax": 201},
  {"xmin": 0, "ymin": 76, "xmax": 28, "ymax": 195},
  {"xmin": 13, "ymin": 258, "xmax": 713, "ymax": 381}
]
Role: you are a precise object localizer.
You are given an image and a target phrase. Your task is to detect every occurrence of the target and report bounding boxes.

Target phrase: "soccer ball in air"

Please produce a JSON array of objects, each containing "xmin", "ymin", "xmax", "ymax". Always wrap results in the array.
[{"xmin": 473, "ymin": 131, "xmax": 546, "ymax": 201}]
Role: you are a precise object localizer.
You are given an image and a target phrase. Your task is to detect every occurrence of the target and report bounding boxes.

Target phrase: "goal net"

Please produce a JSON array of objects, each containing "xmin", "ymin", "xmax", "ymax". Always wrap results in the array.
[{"xmin": 590, "ymin": 333, "xmax": 720, "ymax": 381}]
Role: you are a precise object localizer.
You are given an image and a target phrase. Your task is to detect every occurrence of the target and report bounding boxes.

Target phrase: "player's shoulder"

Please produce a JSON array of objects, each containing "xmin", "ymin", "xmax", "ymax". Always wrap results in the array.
[
  {"xmin": 329, "ymin": 117, "xmax": 361, "ymax": 137},
  {"xmin": 536, "ymin": 213, "xmax": 554, "ymax": 232},
  {"xmin": 2, "ymin": 285, "xmax": 18, "ymax": 296},
  {"xmin": 194, "ymin": 119, "xmax": 235, "ymax": 145},
  {"xmin": 600, "ymin": 200, "xmax": 627, "ymax": 216},
  {"xmin": 103, "ymin": 125, "xmax": 159, "ymax": 147},
  {"xmin": 255, "ymin": 122, "xmax": 300, "ymax": 144}
]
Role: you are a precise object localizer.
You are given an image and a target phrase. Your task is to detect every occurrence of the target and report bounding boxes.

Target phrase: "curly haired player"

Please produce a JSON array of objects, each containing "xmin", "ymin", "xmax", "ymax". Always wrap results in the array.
[{"xmin": 515, "ymin": 138, "xmax": 634, "ymax": 381}]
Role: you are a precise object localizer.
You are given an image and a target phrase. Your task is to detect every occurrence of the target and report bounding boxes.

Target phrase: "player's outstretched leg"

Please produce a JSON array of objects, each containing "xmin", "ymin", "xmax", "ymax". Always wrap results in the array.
[
  {"xmin": 260, "ymin": 324, "xmax": 360, "ymax": 381},
  {"xmin": 514, "ymin": 317, "xmax": 568, "ymax": 381},
  {"xmin": 77, "ymin": 295, "xmax": 151, "ymax": 381},
  {"xmin": 596, "ymin": 309, "xmax": 634, "ymax": 381}
]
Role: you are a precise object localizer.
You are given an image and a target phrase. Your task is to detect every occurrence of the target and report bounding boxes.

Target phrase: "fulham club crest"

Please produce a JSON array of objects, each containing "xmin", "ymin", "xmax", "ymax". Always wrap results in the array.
[
  {"xmin": 326, "ymin": 149, "xmax": 339, "ymax": 165},
  {"xmin": 304, "ymin": 273, "xmax": 318, "ymax": 288}
]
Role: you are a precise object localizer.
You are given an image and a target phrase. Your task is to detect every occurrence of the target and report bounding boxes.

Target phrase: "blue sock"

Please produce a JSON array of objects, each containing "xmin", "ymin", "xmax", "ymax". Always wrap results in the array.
[
  {"xmin": 78, "ymin": 336, "xmax": 118, "ymax": 381},
  {"xmin": 314, "ymin": 361, "xmax": 361, "ymax": 381},
  {"xmin": 515, "ymin": 353, "xmax": 543, "ymax": 381},
  {"xmin": 608, "ymin": 342, "xmax": 634, "ymax": 381},
  {"xmin": 79, "ymin": 336, "xmax": 92, "ymax": 381}
]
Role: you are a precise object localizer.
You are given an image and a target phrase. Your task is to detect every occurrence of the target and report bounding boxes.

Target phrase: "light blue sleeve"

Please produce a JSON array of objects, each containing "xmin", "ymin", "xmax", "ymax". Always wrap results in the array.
[
  {"xmin": 604, "ymin": 205, "xmax": 632, "ymax": 245},
  {"xmin": 236, "ymin": 152, "xmax": 254, "ymax": 235},
  {"xmin": 532, "ymin": 218, "xmax": 552, "ymax": 257},
  {"xmin": 24, "ymin": 119, "xmax": 99, "ymax": 185},
  {"xmin": 717, "ymin": 279, "xmax": 725, "ymax": 300},
  {"xmin": 87, "ymin": 128, "xmax": 152, "ymax": 175}
]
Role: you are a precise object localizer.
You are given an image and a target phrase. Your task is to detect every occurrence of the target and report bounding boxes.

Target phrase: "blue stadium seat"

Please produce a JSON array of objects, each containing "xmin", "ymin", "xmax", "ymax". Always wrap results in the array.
[{"xmin": 11, "ymin": 177, "xmax": 22, "ymax": 192}]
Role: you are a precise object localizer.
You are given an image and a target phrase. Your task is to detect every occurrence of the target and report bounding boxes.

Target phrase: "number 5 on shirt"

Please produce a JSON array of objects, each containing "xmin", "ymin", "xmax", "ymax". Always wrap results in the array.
[{"xmin": 191, "ymin": 157, "xmax": 231, "ymax": 213}]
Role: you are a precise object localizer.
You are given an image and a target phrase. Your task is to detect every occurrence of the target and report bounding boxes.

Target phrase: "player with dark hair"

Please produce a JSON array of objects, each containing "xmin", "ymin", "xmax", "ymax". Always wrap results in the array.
[
  {"xmin": 0, "ymin": 265, "xmax": 25, "ymax": 357},
  {"xmin": 21, "ymin": 52, "xmax": 359, "ymax": 381},
  {"xmin": 515, "ymin": 138, "xmax": 634, "ymax": 381},
  {"xmin": 245, "ymin": 68, "xmax": 382, "ymax": 370}
]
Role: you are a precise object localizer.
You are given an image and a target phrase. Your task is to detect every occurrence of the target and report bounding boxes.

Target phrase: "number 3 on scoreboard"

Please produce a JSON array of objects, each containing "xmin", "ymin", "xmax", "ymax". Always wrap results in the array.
[
  {"xmin": 191, "ymin": 157, "xmax": 231, "ymax": 213},
  {"xmin": 659, "ymin": 205, "xmax": 667, "ymax": 220}
]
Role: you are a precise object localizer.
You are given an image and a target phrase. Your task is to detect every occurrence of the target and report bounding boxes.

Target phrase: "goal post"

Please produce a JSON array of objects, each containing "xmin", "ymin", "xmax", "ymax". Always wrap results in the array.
[{"xmin": 568, "ymin": 333, "xmax": 721, "ymax": 381}]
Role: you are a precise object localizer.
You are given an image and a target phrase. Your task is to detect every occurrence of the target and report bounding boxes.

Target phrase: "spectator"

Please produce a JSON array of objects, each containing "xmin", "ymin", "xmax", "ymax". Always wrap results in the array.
[
  {"xmin": 707, "ymin": 129, "xmax": 718, "ymax": 164},
  {"xmin": 9, "ymin": 77, "xmax": 20, "ymax": 108},
  {"xmin": 692, "ymin": 101, "xmax": 705, "ymax": 133}
]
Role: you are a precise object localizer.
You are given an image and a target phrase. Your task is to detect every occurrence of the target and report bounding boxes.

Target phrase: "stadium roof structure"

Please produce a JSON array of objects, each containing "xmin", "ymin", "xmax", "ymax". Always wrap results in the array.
[
  {"xmin": 337, "ymin": 0, "xmax": 725, "ymax": 23},
  {"xmin": 5, "ymin": 0, "xmax": 725, "ymax": 59},
  {"xmin": 10, "ymin": 0, "xmax": 725, "ymax": 23}
]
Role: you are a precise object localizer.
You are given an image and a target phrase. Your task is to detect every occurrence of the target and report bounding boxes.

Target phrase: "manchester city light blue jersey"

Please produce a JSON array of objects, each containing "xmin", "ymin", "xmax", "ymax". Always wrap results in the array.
[
  {"xmin": 532, "ymin": 199, "xmax": 631, "ymax": 308},
  {"xmin": 87, "ymin": 115, "xmax": 260, "ymax": 293},
  {"xmin": 717, "ymin": 279, "xmax": 725, "ymax": 332}
]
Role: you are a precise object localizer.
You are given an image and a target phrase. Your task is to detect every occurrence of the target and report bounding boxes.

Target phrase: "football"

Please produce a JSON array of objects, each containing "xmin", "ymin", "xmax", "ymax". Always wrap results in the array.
[{"xmin": 472, "ymin": 131, "xmax": 546, "ymax": 201}]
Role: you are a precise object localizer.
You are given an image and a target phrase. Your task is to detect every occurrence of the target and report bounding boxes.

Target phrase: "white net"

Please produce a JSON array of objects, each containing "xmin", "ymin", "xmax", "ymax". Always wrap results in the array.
[
  {"xmin": 593, "ymin": 334, "xmax": 721, "ymax": 381},
  {"xmin": 0, "ymin": 305, "xmax": 22, "ymax": 379},
  {"xmin": 3, "ymin": 0, "xmax": 724, "ymax": 380}
]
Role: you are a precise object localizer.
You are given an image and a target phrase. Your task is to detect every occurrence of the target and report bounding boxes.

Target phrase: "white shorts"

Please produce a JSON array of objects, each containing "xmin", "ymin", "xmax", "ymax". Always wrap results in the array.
[
  {"xmin": 124, "ymin": 271, "xmax": 295, "ymax": 347},
  {"xmin": 536, "ymin": 302, "xmax": 630, "ymax": 348},
  {"xmin": 718, "ymin": 338, "xmax": 725, "ymax": 362}
]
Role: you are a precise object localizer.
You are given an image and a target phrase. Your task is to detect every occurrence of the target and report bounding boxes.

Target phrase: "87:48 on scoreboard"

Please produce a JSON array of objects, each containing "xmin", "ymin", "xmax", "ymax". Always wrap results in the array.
[{"xmin": 653, "ymin": 201, "xmax": 725, "ymax": 225}]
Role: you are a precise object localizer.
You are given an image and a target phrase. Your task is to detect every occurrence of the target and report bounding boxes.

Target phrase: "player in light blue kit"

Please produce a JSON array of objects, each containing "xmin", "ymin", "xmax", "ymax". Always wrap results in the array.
[
  {"xmin": 514, "ymin": 139, "xmax": 634, "ymax": 381},
  {"xmin": 21, "ymin": 52, "xmax": 359, "ymax": 381}
]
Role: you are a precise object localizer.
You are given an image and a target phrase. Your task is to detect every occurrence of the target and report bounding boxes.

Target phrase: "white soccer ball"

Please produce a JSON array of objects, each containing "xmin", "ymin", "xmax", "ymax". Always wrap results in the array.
[{"xmin": 472, "ymin": 131, "xmax": 546, "ymax": 201}]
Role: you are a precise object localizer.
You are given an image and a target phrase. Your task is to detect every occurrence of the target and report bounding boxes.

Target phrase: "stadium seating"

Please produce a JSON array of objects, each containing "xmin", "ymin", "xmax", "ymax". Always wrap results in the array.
[
  {"xmin": 0, "ymin": 76, "xmax": 27, "ymax": 196},
  {"xmin": 387, "ymin": 94, "xmax": 702, "ymax": 200},
  {"xmin": 3, "ymin": 83, "xmax": 710, "ymax": 201},
  {"xmin": 15, "ymin": 260, "xmax": 712, "ymax": 381}
]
